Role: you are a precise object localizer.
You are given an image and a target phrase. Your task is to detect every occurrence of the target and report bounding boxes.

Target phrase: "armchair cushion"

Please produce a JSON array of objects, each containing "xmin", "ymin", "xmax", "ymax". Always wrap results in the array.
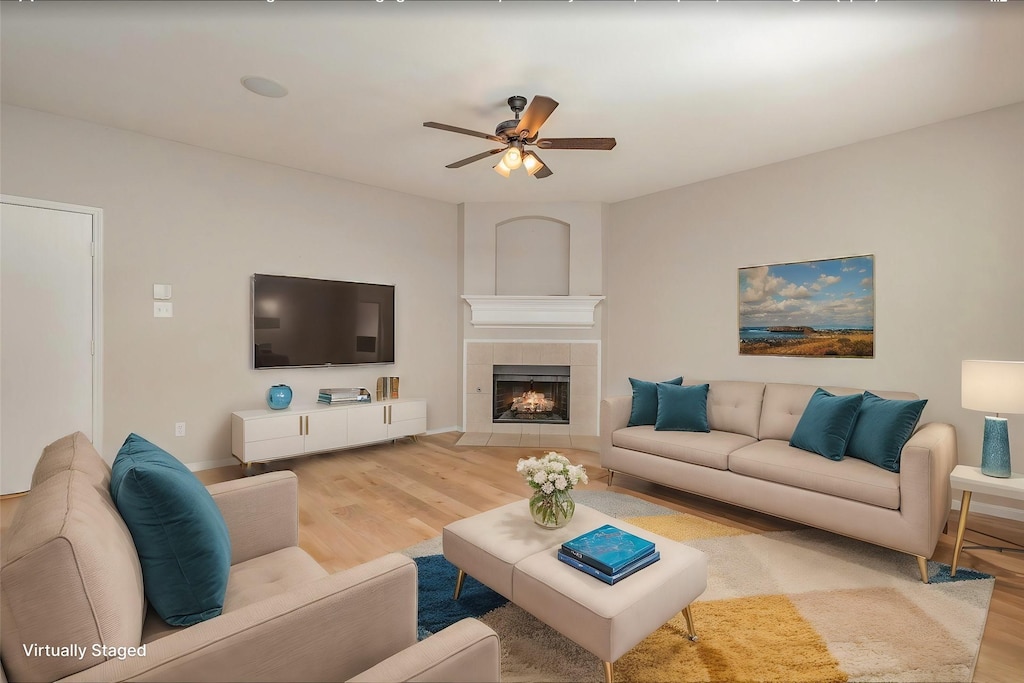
[
  {"xmin": 0, "ymin": 471, "xmax": 145, "ymax": 683},
  {"xmin": 111, "ymin": 433, "xmax": 231, "ymax": 626}
]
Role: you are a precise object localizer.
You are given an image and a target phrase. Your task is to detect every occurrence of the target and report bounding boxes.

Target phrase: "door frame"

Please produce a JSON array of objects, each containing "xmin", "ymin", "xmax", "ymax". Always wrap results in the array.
[{"xmin": 1, "ymin": 194, "xmax": 104, "ymax": 457}]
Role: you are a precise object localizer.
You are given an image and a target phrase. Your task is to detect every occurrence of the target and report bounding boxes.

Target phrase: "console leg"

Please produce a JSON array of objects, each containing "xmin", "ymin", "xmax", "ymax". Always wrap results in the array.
[
  {"xmin": 682, "ymin": 605, "xmax": 698, "ymax": 642},
  {"xmin": 453, "ymin": 569, "xmax": 466, "ymax": 600},
  {"xmin": 603, "ymin": 661, "xmax": 613, "ymax": 683}
]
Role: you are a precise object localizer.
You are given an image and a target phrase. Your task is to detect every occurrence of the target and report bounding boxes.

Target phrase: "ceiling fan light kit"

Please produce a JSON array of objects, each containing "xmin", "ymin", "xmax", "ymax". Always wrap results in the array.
[{"xmin": 424, "ymin": 95, "xmax": 616, "ymax": 179}]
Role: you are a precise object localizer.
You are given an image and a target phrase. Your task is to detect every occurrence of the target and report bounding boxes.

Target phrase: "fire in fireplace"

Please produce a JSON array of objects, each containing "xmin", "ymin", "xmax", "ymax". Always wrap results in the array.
[{"xmin": 493, "ymin": 365, "xmax": 570, "ymax": 424}]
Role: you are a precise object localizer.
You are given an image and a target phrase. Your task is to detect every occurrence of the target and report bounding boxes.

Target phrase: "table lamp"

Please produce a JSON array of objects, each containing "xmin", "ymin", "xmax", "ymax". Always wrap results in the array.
[{"xmin": 961, "ymin": 360, "xmax": 1024, "ymax": 477}]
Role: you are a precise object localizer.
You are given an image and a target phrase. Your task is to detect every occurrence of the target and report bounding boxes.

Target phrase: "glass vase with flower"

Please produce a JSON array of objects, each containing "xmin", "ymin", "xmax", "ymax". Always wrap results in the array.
[{"xmin": 516, "ymin": 451, "xmax": 588, "ymax": 529}]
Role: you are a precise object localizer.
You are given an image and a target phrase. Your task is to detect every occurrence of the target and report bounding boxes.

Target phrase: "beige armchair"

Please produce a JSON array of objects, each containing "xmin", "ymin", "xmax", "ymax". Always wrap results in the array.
[{"xmin": 1, "ymin": 433, "xmax": 499, "ymax": 682}]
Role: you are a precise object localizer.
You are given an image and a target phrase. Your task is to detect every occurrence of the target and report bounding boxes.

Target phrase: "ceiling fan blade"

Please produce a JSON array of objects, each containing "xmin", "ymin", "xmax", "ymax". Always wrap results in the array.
[
  {"xmin": 445, "ymin": 148, "xmax": 504, "ymax": 169},
  {"xmin": 514, "ymin": 96, "xmax": 559, "ymax": 139},
  {"xmin": 424, "ymin": 122, "xmax": 505, "ymax": 143},
  {"xmin": 535, "ymin": 137, "xmax": 617, "ymax": 151},
  {"xmin": 530, "ymin": 152, "xmax": 554, "ymax": 179}
]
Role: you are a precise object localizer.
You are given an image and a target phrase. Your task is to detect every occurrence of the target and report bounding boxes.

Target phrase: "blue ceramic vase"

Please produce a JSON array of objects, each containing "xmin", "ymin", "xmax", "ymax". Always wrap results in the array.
[{"xmin": 267, "ymin": 384, "xmax": 293, "ymax": 410}]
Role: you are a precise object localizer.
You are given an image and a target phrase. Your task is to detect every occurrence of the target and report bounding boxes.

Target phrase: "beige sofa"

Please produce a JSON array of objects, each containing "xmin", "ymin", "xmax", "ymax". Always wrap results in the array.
[
  {"xmin": 0, "ymin": 433, "xmax": 499, "ymax": 683},
  {"xmin": 601, "ymin": 381, "xmax": 958, "ymax": 583}
]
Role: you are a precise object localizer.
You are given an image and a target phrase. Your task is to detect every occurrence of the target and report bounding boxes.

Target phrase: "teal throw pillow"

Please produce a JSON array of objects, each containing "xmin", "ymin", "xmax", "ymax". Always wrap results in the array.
[
  {"xmin": 110, "ymin": 433, "xmax": 231, "ymax": 626},
  {"xmin": 628, "ymin": 376, "xmax": 683, "ymax": 426},
  {"xmin": 846, "ymin": 392, "xmax": 927, "ymax": 472},
  {"xmin": 655, "ymin": 383, "xmax": 710, "ymax": 432},
  {"xmin": 789, "ymin": 389, "xmax": 863, "ymax": 461}
]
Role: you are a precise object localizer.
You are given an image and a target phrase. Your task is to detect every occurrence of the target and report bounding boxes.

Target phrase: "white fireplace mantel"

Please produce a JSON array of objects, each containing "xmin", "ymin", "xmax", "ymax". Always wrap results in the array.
[{"xmin": 461, "ymin": 295, "xmax": 605, "ymax": 329}]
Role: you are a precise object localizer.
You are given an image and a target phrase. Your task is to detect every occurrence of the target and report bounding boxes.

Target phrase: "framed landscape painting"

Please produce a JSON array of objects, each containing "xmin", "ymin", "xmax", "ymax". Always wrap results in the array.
[{"xmin": 738, "ymin": 254, "xmax": 874, "ymax": 358}]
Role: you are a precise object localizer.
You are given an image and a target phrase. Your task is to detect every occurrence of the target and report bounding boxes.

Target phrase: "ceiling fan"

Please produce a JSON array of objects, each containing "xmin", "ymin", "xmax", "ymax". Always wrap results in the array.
[{"xmin": 423, "ymin": 95, "xmax": 616, "ymax": 179}]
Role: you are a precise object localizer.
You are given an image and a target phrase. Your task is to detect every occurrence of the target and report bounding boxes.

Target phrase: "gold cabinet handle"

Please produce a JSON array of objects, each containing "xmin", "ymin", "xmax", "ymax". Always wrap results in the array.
[{"xmin": 299, "ymin": 415, "xmax": 303, "ymax": 435}]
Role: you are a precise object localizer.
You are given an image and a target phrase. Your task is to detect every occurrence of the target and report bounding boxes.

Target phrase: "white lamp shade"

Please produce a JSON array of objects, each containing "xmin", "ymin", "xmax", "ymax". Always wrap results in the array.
[{"xmin": 962, "ymin": 360, "xmax": 1024, "ymax": 414}]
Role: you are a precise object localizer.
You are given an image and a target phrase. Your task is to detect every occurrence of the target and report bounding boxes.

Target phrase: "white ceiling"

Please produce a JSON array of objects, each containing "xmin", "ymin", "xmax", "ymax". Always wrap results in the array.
[{"xmin": 3, "ymin": 1, "xmax": 1023, "ymax": 205}]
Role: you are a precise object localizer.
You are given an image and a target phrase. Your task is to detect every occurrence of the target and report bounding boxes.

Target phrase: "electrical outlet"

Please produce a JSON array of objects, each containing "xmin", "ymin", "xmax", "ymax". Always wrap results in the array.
[{"xmin": 175, "ymin": 422, "xmax": 186, "ymax": 437}]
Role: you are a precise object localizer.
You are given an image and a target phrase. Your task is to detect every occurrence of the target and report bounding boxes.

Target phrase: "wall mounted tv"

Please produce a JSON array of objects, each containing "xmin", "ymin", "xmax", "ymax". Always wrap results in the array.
[{"xmin": 252, "ymin": 274, "xmax": 395, "ymax": 369}]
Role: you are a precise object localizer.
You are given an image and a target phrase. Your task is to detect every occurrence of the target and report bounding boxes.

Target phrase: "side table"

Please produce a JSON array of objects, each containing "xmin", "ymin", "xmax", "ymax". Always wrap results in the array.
[{"xmin": 949, "ymin": 464, "xmax": 1024, "ymax": 576}]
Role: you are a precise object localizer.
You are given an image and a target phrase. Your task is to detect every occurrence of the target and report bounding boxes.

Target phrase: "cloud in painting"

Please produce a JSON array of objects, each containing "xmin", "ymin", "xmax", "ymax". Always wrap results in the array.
[
  {"xmin": 779, "ymin": 283, "xmax": 812, "ymax": 299},
  {"xmin": 740, "ymin": 266, "xmax": 787, "ymax": 303},
  {"xmin": 739, "ymin": 256, "xmax": 874, "ymax": 329}
]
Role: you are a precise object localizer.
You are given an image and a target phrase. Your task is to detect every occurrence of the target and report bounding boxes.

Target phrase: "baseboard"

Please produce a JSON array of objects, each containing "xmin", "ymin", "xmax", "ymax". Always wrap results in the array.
[
  {"xmin": 187, "ymin": 457, "xmax": 238, "ymax": 472},
  {"xmin": 425, "ymin": 426, "xmax": 459, "ymax": 436},
  {"xmin": 952, "ymin": 498, "xmax": 1024, "ymax": 523}
]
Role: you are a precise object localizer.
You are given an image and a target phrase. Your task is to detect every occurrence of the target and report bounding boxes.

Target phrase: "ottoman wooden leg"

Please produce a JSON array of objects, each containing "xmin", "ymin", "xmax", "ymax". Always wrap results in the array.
[
  {"xmin": 453, "ymin": 568, "xmax": 466, "ymax": 600},
  {"xmin": 682, "ymin": 605, "xmax": 698, "ymax": 642},
  {"xmin": 603, "ymin": 661, "xmax": 613, "ymax": 683}
]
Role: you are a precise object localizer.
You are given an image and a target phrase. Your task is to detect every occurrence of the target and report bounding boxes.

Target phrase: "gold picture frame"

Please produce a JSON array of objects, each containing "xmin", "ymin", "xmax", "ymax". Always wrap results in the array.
[{"xmin": 738, "ymin": 254, "xmax": 874, "ymax": 358}]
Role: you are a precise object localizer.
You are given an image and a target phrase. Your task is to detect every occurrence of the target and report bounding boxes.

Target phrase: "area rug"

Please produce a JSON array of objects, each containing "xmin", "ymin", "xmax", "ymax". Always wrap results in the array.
[{"xmin": 401, "ymin": 491, "xmax": 994, "ymax": 683}]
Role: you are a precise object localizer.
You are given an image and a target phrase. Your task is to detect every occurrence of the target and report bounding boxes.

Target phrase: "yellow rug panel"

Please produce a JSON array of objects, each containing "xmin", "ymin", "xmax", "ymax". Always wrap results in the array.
[
  {"xmin": 625, "ymin": 513, "xmax": 752, "ymax": 541},
  {"xmin": 617, "ymin": 594, "xmax": 847, "ymax": 683}
]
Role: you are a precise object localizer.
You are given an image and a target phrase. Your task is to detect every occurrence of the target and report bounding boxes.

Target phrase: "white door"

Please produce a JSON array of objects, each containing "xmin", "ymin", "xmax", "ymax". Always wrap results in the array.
[{"xmin": 1, "ymin": 197, "xmax": 100, "ymax": 494}]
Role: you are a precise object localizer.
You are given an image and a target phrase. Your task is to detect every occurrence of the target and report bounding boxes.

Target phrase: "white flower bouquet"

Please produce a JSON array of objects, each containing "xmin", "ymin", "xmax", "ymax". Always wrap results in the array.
[{"xmin": 516, "ymin": 452, "xmax": 588, "ymax": 528}]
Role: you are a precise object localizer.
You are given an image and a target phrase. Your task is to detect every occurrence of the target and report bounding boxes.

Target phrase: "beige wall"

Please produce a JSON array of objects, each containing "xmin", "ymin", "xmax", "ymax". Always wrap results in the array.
[
  {"xmin": 1, "ymin": 105, "xmax": 459, "ymax": 466},
  {"xmin": 605, "ymin": 102, "xmax": 1024, "ymax": 510}
]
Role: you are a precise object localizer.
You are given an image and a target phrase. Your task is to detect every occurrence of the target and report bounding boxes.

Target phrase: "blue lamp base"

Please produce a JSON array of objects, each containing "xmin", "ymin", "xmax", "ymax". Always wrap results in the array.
[{"xmin": 980, "ymin": 416, "xmax": 1011, "ymax": 478}]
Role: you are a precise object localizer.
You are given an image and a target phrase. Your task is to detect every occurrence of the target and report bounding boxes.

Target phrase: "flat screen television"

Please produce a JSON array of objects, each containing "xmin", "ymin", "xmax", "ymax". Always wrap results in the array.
[{"xmin": 252, "ymin": 274, "xmax": 395, "ymax": 369}]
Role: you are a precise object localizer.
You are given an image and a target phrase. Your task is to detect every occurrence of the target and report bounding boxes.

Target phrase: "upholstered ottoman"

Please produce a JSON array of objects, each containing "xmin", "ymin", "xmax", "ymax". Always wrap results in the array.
[{"xmin": 443, "ymin": 500, "xmax": 708, "ymax": 683}]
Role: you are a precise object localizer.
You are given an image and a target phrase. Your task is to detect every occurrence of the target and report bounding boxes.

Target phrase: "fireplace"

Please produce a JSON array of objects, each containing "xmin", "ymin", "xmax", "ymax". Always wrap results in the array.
[{"xmin": 493, "ymin": 365, "xmax": 570, "ymax": 425}]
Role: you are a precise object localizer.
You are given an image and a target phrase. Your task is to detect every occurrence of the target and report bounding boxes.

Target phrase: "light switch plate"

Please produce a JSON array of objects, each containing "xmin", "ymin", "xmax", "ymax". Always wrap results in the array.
[
  {"xmin": 153, "ymin": 284, "xmax": 172, "ymax": 300},
  {"xmin": 154, "ymin": 302, "xmax": 173, "ymax": 318}
]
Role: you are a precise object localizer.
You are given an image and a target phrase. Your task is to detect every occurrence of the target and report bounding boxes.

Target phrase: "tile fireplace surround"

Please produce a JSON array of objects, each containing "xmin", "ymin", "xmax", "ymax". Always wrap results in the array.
[{"xmin": 461, "ymin": 341, "xmax": 600, "ymax": 451}]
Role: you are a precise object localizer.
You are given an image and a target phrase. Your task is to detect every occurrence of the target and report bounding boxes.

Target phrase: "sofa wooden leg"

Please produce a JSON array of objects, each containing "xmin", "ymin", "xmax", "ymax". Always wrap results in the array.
[
  {"xmin": 603, "ymin": 661, "xmax": 613, "ymax": 683},
  {"xmin": 916, "ymin": 555, "xmax": 929, "ymax": 584},
  {"xmin": 607, "ymin": 470, "xmax": 615, "ymax": 488}
]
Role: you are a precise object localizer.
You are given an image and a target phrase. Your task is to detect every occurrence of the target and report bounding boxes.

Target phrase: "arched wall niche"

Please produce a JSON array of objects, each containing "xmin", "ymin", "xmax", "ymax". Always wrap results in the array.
[{"xmin": 494, "ymin": 216, "xmax": 570, "ymax": 296}]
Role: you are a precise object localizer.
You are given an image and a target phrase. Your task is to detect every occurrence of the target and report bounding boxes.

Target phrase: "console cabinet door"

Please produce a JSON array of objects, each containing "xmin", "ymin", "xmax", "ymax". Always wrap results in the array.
[
  {"xmin": 304, "ymin": 410, "xmax": 349, "ymax": 454},
  {"xmin": 347, "ymin": 404, "xmax": 389, "ymax": 446},
  {"xmin": 240, "ymin": 413, "xmax": 304, "ymax": 462},
  {"xmin": 387, "ymin": 400, "xmax": 427, "ymax": 438}
]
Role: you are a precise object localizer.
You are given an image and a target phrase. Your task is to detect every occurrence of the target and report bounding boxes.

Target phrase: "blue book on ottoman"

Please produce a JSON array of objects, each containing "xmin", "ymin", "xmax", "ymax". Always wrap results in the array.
[
  {"xmin": 560, "ymin": 524, "xmax": 656, "ymax": 576},
  {"xmin": 557, "ymin": 549, "xmax": 661, "ymax": 585}
]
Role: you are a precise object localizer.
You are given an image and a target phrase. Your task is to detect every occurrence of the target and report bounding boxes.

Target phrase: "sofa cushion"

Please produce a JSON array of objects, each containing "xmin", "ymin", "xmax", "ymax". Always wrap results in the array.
[
  {"xmin": 111, "ymin": 433, "xmax": 231, "ymax": 626},
  {"xmin": 729, "ymin": 439, "xmax": 901, "ymax": 509},
  {"xmin": 789, "ymin": 388, "xmax": 863, "ymax": 460},
  {"xmin": 31, "ymin": 430, "xmax": 111, "ymax": 492},
  {"xmin": 612, "ymin": 426, "xmax": 756, "ymax": 470},
  {"xmin": 1, "ymin": 470, "xmax": 146, "ymax": 683},
  {"xmin": 847, "ymin": 392, "xmax": 928, "ymax": 472},
  {"xmin": 628, "ymin": 376, "xmax": 683, "ymax": 426},
  {"xmin": 655, "ymin": 383, "xmax": 710, "ymax": 432},
  {"xmin": 687, "ymin": 380, "xmax": 765, "ymax": 439}
]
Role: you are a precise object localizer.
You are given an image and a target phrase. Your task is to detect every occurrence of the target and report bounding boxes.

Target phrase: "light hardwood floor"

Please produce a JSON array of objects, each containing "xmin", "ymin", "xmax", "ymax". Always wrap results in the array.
[{"xmin": 4, "ymin": 432, "xmax": 1021, "ymax": 682}]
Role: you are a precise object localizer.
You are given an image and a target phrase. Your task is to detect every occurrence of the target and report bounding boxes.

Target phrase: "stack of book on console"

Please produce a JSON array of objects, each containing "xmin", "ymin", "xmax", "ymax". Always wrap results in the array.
[
  {"xmin": 317, "ymin": 387, "xmax": 371, "ymax": 405},
  {"xmin": 558, "ymin": 524, "xmax": 660, "ymax": 585}
]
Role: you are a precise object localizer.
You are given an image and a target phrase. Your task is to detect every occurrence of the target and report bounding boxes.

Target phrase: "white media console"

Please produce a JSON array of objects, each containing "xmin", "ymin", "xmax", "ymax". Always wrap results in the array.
[{"xmin": 231, "ymin": 398, "xmax": 426, "ymax": 464}]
